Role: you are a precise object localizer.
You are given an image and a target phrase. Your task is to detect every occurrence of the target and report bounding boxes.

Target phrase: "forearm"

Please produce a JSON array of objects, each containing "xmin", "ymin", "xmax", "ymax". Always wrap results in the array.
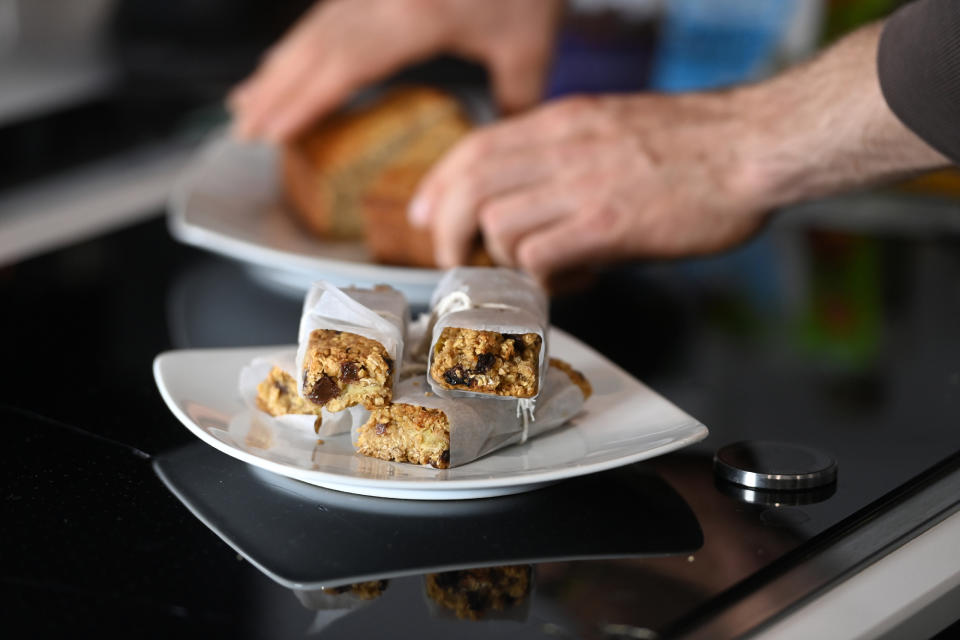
[{"xmin": 734, "ymin": 21, "xmax": 950, "ymax": 211}]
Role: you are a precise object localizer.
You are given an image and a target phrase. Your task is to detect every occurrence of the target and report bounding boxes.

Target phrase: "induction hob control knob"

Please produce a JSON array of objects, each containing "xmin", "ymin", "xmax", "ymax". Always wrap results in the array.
[{"xmin": 714, "ymin": 441, "xmax": 837, "ymax": 491}]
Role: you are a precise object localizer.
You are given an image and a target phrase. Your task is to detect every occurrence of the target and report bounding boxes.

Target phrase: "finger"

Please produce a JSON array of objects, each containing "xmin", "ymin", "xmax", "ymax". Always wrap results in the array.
[
  {"xmin": 411, "ymin": 99, "xmax": 610, "ymax": 223},
  {"xmin": 478, "ymin": 183, "xmax": 574, "ymax": 266},
  {"xmin": 426, "ymin": 150, "xmax": 564, "ymax": 267},
  {"xmin": 232, "ymin": 51, "xmax": 320, "ymax": 139},
  {"xmin": 228, "ymin": 2, "xmax": 332, "ymax": 135},
  {"xmin": 410, "ymin": 120, "xmax": 543, "ymax": 227},
  {"xmin": 515, "ymin": 204, "xmax": 617, "ymax": 284},
  {"xmin": 260, "ymin": 59, "xmax": 359, "ymax": 142}
]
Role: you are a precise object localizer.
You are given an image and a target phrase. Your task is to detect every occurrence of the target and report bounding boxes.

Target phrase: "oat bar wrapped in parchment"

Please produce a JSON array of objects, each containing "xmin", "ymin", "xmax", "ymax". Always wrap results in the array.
[
  {"xmin": 427, "ymin": 267, "xmax": 549, "ymax": 400},
  {"xmin": 356, "ymin": 358, "xmax": 591, "ymax": 468},
  {"xmin": 239, "ymin": 350, "xmax": 370, "ymax": 437},
  {"xmin": 296, "ymin": 282, "xmax": 408, "ymax": 411}
]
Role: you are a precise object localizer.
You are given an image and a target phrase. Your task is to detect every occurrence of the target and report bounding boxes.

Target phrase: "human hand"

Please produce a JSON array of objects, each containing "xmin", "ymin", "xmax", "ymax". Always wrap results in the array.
[
  {"xmin": 229, "ymin": 0, "xmax": 561, "ymax": 142},
  {"xmin": 409, "ymin": 93, "xmax": 774, "ymax": 284}
]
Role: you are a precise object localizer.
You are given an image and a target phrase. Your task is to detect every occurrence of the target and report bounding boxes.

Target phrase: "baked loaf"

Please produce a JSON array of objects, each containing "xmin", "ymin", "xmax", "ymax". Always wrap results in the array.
[{"xmin": 283, "ymin": 86, "xmax": 483, "ymax": 267}]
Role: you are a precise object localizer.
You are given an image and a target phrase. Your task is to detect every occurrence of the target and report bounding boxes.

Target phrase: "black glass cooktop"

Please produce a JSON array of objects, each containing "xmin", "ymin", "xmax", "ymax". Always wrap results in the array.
[{"xmin": 3, "ymin": 211, "xmax": 960, "ymax": 638}]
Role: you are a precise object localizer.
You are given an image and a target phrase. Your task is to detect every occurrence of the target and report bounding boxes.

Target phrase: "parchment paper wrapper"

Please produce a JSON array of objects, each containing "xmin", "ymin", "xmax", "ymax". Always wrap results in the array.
[
  {"xmin": 296, "ymin": 282, "xmax": 409, "ymax": 404},
  {"xmin": 239, "ymin": 350, "xmax": 370, "ymax": 437},
  {"xmin": 358, "ymin": 366, "xmax": 584, "ymax": 467},
  {"xmin": 426, "ymin": 267, "xmax": 549, "ymax": 401},
  {"xmin": 293, "ymin": 584, "xmax": 386, "ymax": 634}
]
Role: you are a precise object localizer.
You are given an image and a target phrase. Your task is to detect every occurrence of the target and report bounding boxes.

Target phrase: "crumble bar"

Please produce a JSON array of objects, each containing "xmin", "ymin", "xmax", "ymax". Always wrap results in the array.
[
  {"xmin": 547, "ymin": 357, "xmax": 592, "ymax": 400},
  {"xmin": 356, "ymin": 402, "xmax": 451, "ymax": 469},
  {"xmin": 358, "ymin": 358, "xmax": 588, "ymax": 468},
  {"xmin": 255, "ymin": 366, "xmax": 323, "ymax": 431},
  {"xmin": 429, "ymin": 328, "xmax": 542, "ymax": 398},
  {"xmin": 302, "ymin": 329, "xmax": 394, "ymax": 411},
  {"xmin": 425, "ymin": 565, "xmax": 532, "ymax": 621}
]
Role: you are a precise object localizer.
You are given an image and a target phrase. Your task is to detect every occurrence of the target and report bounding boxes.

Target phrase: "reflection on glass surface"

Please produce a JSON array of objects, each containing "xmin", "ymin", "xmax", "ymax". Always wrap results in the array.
[{"xmin": 425, "ymin": 566, "xmax": 532, "ymax": 622}]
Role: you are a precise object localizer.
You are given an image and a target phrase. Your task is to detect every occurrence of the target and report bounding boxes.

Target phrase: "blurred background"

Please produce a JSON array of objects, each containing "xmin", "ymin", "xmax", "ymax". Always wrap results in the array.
[{"xmin": 2, "ymin": 0, "xmax": 957, "ymax": 271}]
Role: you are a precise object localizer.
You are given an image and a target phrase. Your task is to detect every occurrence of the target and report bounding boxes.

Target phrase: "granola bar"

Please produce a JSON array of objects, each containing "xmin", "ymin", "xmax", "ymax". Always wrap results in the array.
[
  {"xmin": 547, "ymin": 357, "xmax": 592, "ymax": 400},
  {"xmin": 302, "ymin": 330, "xmax": 394, "ymax": 411},
  {"xmin": 297, "ymin": 282, "xmax": 407, "ymax": 411},
  {"xmin": 427, "ymin": 267, "xmax": 548, "ymax": 400},
  {"xmin": 429, "ymin": 328, "xmax": 542, "ymax": 398},
  {"xmin": 356, "ymin": 358, "xmax": 589, "ymax": 468},
  {"xmin": 425, "ymin": 565, "xmax": 532, "ymax": 621},
  {"xmin": 255, "ymin": 366, "xmax": 323, "ymax": 431},
  {"xmin": 356, "ymin": 401, "xmax": 451, "ymax": 468}
]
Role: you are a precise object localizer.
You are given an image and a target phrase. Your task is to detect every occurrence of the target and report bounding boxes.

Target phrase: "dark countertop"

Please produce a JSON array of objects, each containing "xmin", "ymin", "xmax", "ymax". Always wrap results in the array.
[{"xmin": 3, "ymin": 212, "xmax": 960, "ymax": 638}]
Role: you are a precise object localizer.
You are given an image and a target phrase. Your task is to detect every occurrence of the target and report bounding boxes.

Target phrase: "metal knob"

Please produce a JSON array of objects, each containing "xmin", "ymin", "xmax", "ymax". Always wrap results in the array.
[{"xmin": 714, "ymin": 441, "xmax": 837, "ymax": 491}]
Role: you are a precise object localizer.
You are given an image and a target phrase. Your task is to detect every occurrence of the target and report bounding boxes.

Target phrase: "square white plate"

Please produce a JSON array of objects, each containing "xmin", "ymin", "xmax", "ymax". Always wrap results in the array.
[{"xmin": 153, "ymin": 328, "xmax": 708, "ymax": 500}]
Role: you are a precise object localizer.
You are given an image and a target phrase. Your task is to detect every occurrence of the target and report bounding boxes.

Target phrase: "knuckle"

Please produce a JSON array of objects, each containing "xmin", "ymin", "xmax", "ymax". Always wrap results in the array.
[
  {"xmin": 461, "ymin": 130, "xmax": 493, "ymax": 160},
  {"xmin": 516, "ymin": 241, "xmax": 544, "ymax": 273},
  {"xmin": 553, "ymin": 95, "xmax": 595, "ymax": 120},
  {"xmin": 478, "ymin": 202, "xmax": 508, "ymax": 233},
  {"xmin": 579, "ymin": 203, "xmax": 621, "ymax": 239},
  {"xmin": 451, "ymin": 174, "xmax": 481, "ymax": 205}
]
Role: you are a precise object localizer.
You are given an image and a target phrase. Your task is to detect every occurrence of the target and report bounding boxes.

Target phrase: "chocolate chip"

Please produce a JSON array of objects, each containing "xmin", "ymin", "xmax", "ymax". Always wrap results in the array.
[
  {"xmin": 502, "ymin": 333, "xmax": 525, "ymax": 355},
  {"xmin": 340, "ymin": 362, "xmax": 360, "ymax": 383},
  {"xmin": 443, "ymin": 365, "xmax": 468, "ymax": 386},
  {"xmin": 466, "ymin": 591, "xmax": 488, "ymax": 612},
  {"xmin": 273, "ymin": 380, "xmax": 287, "ymax": 393},
  {"xmin": 433, "ymin": 571, "xmax": 459, "ymax": 589},
  {"xmin": 375, "ymin": 423, "xmax": 387, "ymax": 435},
  {"xmin": 304, "ymin": 373, "xmax": 339, "ymax": 405},
  {"xmin": 439, "ymin": 450, "xmax": 450, "ymax": 466},
  {"xmin": 383, "ymin": 355, "xmax": 394, "ymax": 375},
  {"xmin": 474, "ymin": 352, "xmax": 495, "ymax": 373}
]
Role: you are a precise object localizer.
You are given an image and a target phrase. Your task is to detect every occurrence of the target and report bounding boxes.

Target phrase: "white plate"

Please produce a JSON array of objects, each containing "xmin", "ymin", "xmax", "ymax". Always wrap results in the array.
[
  {"xmin": 168, "ymin": 136, "xmax": 444, "ymax": 303},
  {"xmin": 153, "ymin": 328, "xmax": 708, "ymax": 500}
]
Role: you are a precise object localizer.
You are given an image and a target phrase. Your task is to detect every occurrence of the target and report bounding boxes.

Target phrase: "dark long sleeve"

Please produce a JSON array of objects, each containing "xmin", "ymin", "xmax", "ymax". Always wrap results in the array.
[{"xmin": 878, "ymin": 0, "xmax": 960, "ymax": 163}]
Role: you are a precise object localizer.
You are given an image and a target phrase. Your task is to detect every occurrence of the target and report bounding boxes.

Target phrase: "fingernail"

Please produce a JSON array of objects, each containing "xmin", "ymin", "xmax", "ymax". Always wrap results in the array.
[{"xmin": 408, "ymin": 195, "xmax": 430, "ymax": 227}]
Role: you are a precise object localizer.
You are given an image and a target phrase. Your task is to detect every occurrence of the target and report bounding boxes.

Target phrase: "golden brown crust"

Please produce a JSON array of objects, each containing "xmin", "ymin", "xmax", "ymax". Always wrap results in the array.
[
  {"xmin": 430, "ymin": 328, "xmax": 542, "ymax": 398},
  {"xmin": 356, "ymin": 403, "xmax": 451, "ymax": 468},
  {"xmin": 425, "ymin": 565, "xmax": 532, "ymax": 620},
  {"xmin": 302, "ymin": 330, "xmax": 394, "ymax": 411},
  {"xmin": 360, "ymin": 108, "xmax": 471, "ymax": 267},
  {"xmin": 282, "ymin": 87, "xmax": 470, "ymax": 253},
  {"xmin": 548, "ymin": 357, "xmax": 592, "ymax": 400},
  {"xmin": 255, "ymin": 366, "xmax": 324, "ymax": 431}
]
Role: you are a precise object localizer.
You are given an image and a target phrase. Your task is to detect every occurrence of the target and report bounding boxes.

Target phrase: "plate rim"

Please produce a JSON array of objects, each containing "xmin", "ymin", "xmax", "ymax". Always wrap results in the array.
[{"xmin": 167, "ymin": 136, "xmax": 444, "ymax": 287}]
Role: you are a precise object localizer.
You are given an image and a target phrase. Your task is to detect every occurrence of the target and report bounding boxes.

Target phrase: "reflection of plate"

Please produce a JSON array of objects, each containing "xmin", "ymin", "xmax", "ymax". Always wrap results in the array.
[
  {"xmin": 153, "ymin": 440, "xmax": 703, "ymax": 588},
  {"xmin": 153, "ymin": 328, "xmax": 708, "ymax": 500},
  {"xmin": 168, "ymin": 136, "xmax": 444, "ymax": 303}
]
